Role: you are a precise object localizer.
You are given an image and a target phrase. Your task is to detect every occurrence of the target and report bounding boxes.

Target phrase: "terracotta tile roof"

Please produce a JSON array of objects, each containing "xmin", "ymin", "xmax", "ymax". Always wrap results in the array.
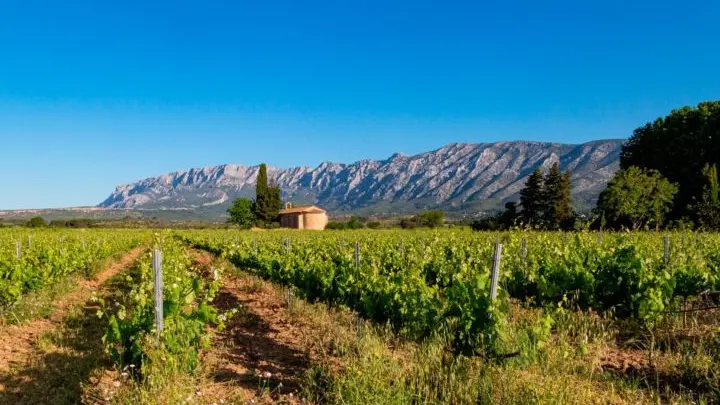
[{"xmin": 279, "ymin": 205, "xmax": 326, "ymax": 215}]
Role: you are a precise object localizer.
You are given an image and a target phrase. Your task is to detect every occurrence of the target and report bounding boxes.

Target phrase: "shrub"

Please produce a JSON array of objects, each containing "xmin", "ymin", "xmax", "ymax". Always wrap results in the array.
[{"xmin": 26, "ymin": 216, "xmax": 47, "ymax": 228}]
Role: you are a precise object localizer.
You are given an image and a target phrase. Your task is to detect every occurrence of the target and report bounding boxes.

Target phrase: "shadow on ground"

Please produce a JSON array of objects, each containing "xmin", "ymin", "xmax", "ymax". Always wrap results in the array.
[
  {"xmin": 209, "ymin": 288, "xmax": 311, "ymax": 397},
  {"xmin": 0, "ymin": 288, "xmax": 114, "ymax": 405}
]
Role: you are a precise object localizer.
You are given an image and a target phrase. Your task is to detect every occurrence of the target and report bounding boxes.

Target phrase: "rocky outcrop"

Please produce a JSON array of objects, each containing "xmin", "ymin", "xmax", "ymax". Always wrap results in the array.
[{"xmin": 99, "ymin": 140, "xmax": 623, "ymax": 214}]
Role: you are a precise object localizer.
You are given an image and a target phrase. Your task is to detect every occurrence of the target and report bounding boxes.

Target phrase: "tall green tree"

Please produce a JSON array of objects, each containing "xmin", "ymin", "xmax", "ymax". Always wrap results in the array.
[
  {"xmin": 227, "ymin": 198, "xmax": 254, "ymax": 228},
  {"xmin": 557, "ymin": 171, "xmax": 574, "ymax": 228},
  {"xmin": 253, "ymin": 163, "xmax": 270, "ymax": 223},
  {"xmin": 541, "ymin": 163, "xmax": 564, "ymax": 229},
  {"xmin": 621, "ymin": 101, "xmax": 720, "ymax": 220},
  {"xmin": 252, "ymin": 164, "xmax": 283, "ymax": 225},
  {"xmin": 266, "ymin": 181, "xmax": 283, "ymax": 222},
  {"xmin": 693, "ymin": 164, "xmax": 720, "ymax": 230},
  {"xmin": 519, "ymin": 168, "xmax": 544, "ymax": 227},
  {"xmin": 596, "ymin": 166, "xmax": 678, "ymax": 230}
]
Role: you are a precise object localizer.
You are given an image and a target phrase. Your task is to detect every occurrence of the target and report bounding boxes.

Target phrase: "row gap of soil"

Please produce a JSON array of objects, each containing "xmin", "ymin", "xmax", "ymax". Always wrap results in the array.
[
  {"xmin": 189, "ymin": 249, "xmax": 347, "ymax": 404},
  {"xmin": 0, "ymin": 246, "xmax": 145, "ymax": 405}
]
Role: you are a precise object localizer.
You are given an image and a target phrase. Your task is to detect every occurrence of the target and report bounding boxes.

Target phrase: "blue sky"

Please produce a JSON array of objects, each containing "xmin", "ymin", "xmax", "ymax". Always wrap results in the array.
[{"xmin": 1, "ymin": 0, "xmax": 719, "ymax": 209}]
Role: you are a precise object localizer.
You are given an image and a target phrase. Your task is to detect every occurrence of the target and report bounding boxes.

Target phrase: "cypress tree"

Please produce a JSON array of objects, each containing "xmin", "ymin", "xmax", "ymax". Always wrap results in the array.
[
  {"xmin": 254, "ymin": 163, "xmax": 270, "ymax": 223},
  {"xmin": 253, "ymin": 163, "xmax": 283, "ymax": 225},
  {"xmin": 520, "ymin": 168, "xmax": 544, "ymax": 227}
]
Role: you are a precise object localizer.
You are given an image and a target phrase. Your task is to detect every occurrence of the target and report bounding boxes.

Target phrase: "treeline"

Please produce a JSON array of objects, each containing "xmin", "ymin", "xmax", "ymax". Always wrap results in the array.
[
  {"xmin": 472, "ymin": 162, "xmax": 575, "ymax": 231},
  {"xmin": 18, "ymin": 216, "xmax": 102, "ymax": 228},
  {"xmin": 327, "ymin": 210, "xmax": 445, "ymax": 230},
  {"xmin": 595, "ymin": 101, "xmax": 720, "ymax": 231},
  {"xmin": 474, "ymin": 101, "xmax": 720, "ymax": 232},
  {"xmin": 12, "ymin": 216, "xmax": 231, "ymax": 229},
  {"xmin": 327, "ymin": 216, "xmax": 382, "ymax": 230}
]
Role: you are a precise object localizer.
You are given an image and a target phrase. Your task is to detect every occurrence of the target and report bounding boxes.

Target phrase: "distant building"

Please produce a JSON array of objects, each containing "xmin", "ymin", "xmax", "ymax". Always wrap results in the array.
[{"xmin": 279, "ymin": 204, "xmax": 328, "ymax": 230}]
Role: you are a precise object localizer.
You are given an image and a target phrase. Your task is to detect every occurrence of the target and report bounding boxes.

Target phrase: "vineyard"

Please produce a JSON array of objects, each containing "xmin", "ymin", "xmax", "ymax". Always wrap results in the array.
[
  {"xmin": 0, "ymin": 229, "xmax": 143, "ymax": 317},
  {"xmin": 190, "ymin": 230, "xmax": 720, "ymax": 327},
  {"xmin": 1, "ymin": 228, "xmax": 719, "ymax": 404}
]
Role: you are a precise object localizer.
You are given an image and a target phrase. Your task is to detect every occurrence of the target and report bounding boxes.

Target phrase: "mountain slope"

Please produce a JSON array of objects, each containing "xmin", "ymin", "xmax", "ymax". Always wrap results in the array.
[{"xmin": 99, "ymin": 140, "xmax": 623, "ymax": 215}]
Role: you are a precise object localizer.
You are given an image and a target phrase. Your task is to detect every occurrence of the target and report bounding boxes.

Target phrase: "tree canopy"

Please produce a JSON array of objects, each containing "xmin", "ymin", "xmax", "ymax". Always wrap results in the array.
[
  {"xmin": 519, "ymin": 168, "xmax": 543, "ymax": 226},
  {"xmin": 596, "ymin": 166, "xmax": 678, "ymax": 230},
  {"xmin": 400, "ymin": 210, "xmax": 445, "ymax": 229},
  {"xmin": 26, "ymin": 216, "xmax": 47, "ymax": 228},
  {"xmin": 227, "ymin": 198, "xmax": 254, "ymax": 228},
  {"xmin": 227, "ymin": 163, "xmax": 284, "ymax": 228},
  {"xmin": 252, "ymin": 163, "xmax": 282, "ymax": 226},
  {"xmin": 693, "ymin": 164, "xmax": 720, "ymax": 230},
  {"xmin": 620, "ymin": 101, "xmax": 720, "ymax": 220},
  {"xmin": 516, "ymin": 163, "xmax": 573, "ymax": 230},
  {"xmin": 541, "ymin": 163, "xmax": 573, "ymax": 229},
  {"xmin": 415, "ymin": 210, "xmax": 444, "ymax": 228}
]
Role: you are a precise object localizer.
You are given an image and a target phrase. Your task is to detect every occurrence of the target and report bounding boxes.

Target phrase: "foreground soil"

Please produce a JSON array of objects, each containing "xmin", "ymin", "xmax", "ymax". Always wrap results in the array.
[
  {"xmin": 0, "ymin": 246, "xmax": 144, "ymax": 404},
  {"xmin": 190, "ymin": 250, "xmax": 350, "ymax": 405}
]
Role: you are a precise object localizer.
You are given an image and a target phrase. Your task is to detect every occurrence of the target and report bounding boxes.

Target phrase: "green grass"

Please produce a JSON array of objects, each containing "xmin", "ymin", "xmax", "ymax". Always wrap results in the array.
[
  {"xmin": 0, "ymin": 275, "xmax": 79, "ymax": 325},
  {"xmin": 0, "ymin": 249, "xmax": 126, "ymax": 326},
  {"xmin": 296, "ymin": 299, "xmax": 717, "ymax": 405}
]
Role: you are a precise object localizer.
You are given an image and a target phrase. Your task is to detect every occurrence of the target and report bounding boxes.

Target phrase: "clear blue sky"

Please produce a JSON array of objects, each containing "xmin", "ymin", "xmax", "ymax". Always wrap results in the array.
[{"xmin": 1, "ymin": 0, "xmax": 719, "ymax": 209}]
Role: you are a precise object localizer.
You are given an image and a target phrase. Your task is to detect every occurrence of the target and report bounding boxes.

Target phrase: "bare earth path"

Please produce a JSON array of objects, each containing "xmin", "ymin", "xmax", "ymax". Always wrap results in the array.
[
  {"xmin": 0, "ymin": 246, "xmax": 144, "ymax": 404},
  {"xmin": 190, "ymin": 250, "xmax": 352, "ymax": 405}
]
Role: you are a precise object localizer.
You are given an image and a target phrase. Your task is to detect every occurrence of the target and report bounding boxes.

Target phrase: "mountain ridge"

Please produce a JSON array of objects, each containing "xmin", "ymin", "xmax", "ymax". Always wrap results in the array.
[{"xmin": 99, "ymin": 139, "xmax": 625, "ymax": 215}]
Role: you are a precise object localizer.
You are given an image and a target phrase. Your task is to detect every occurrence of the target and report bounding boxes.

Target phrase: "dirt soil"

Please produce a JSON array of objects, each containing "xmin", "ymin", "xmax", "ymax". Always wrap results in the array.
[
  {"xmin": 190, "ymin": 250, "xmax": 336, "ymax": 405},
  {"xmin": 598, "ymin": 347, "xmax": 652, "ymax": 375},
  {"xmin": 0, "ymin": 246, "xmax": 145, "ymax": 373},
  {"xmin": 597, "ymin": 345, "xmax": 711, "ymax": 399}
]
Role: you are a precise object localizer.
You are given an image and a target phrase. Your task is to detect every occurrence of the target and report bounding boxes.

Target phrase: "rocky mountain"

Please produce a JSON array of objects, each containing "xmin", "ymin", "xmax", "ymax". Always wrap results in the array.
[{"xmin": 99, "ymin": 140, "xmax": 624, "ymax": 216}]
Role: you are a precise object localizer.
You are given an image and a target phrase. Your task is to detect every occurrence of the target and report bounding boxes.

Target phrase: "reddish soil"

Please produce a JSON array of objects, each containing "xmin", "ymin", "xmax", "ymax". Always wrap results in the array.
[
  {"xmin": 0, "ymin": 247, "xmax": 145, "ymax": 373},
  {"xmin": 191, "ymin": 250, "xmax": 329, "ymax": 404},
  {"xmin": 598, "ymin": 347, "xmax": 651, "ymax": 375},
  {"xmin": 597, "ymin": 345, "xmax": 713, "ymax": 399}
]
